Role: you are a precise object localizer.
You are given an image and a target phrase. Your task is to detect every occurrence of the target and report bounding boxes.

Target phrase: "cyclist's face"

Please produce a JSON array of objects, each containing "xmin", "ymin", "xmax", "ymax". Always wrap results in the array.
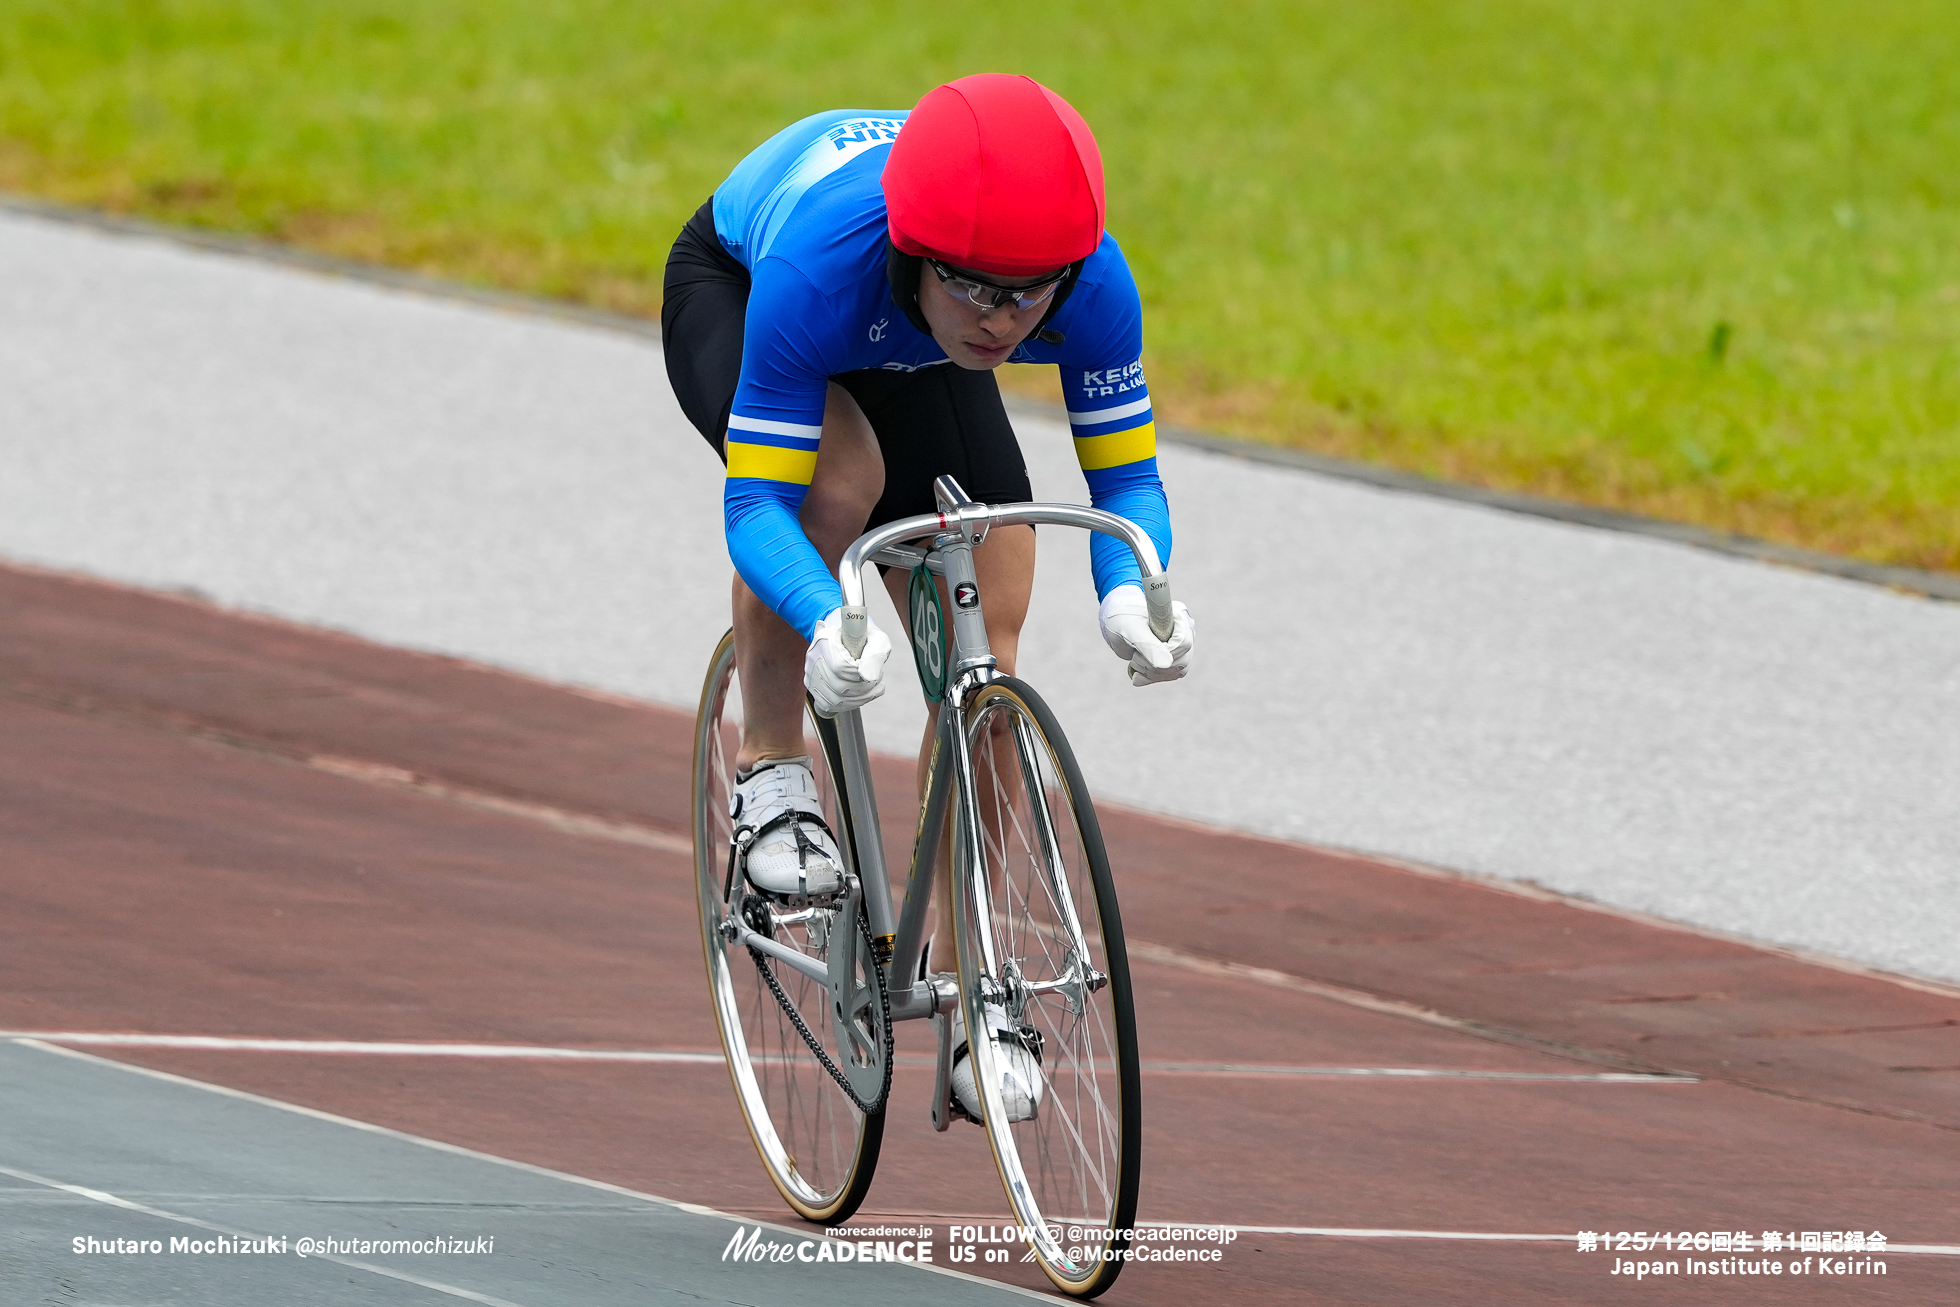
[{"xmin": 918, "ymin": 264, "xmax": 1055, "ymax": 370}]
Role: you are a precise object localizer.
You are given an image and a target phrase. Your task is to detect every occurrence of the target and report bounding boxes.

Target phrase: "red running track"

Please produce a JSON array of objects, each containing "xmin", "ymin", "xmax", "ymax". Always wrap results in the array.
[{"xmin": 1, "ymin": 562, "xmax": 1956, "ymax": 1304}]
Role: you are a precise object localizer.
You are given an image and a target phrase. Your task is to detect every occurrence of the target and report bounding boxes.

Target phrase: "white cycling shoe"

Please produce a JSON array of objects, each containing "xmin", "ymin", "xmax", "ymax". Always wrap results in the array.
[
  {"xmin": 950, "ymin": 1003, "xmax": 1045, "ymax": 1124},
  {"xmin": 731, "ymin": 756, "xmax": 843, "ymax": 900}
]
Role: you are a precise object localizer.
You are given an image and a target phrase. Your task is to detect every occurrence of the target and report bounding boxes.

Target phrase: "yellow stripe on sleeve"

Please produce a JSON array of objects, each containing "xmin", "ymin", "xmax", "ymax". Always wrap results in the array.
[
  {"xmin": 1072, "ymin": 422, "xmax": 1157, "ymax": 471},
  {"xmin": 726, "ymin": 441, "xmax": 819, "ymax": 485}
]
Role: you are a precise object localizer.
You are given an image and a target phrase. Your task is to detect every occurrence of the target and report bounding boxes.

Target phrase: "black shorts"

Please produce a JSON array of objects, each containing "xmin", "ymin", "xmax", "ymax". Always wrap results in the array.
[{"xmin": 661, "ymin": 200, "xmax": 1032, "ymax": 529}]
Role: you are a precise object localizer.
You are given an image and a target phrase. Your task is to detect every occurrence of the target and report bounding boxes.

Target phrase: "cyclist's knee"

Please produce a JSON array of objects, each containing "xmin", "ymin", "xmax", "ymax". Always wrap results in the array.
[
  {"xmin": 799, "ymin": 479, "xmax": 881, "ymax": 558},
  {"xmin": 801, "ymin": 390, "xmax": 883, "ymax": 552}
]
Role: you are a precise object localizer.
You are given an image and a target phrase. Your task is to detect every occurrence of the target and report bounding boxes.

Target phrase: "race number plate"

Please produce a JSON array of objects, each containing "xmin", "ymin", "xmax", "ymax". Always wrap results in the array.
[{"xmin": 908, "ymin": 563, "xmax": 948, "ymax": 703}]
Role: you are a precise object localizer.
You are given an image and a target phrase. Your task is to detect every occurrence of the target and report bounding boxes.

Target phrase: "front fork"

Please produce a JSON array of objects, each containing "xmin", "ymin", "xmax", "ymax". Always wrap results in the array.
[
  {"xmin": 929, "ymin": 672, "xmax": 1103, "ymax": 1128},
  {"xmin": 930, "ymin": 678, "xmax": 991, "ymax": 1131}
]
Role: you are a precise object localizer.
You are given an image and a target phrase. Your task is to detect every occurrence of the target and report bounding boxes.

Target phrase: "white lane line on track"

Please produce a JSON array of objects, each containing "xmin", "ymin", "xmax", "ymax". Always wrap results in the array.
[
  {"xmin": 1189, "ymin": 1227, "xmax": 1960, "ymax": 1255},
  {"xmin": 1139, "ymin": 1063, "xmax": 1693, "ymax": 1083},
  {"xmin": 2, "ymin": 1034, "xmax": 1693, "ymax": 1081},
  {"xmin": 9, "ymin": 1040, "xmax": 1059, "ymax": 1302},
  {"xmin": 305, "ymin": 755, "xmax": 693, "ymax": 855},
  {"xmin": 0, "ymin": 1160, "xmax": 533, "ymax": 1306},
  {"xmin": 844, "ymin": 1214, "xmax": 1960, "ymax": 1255},
  {"xmin": 1127, "ymin": 940, "xmax": 1677, "ymax": 1074},
  {"xmin": 1168, "ymin": 1224, "xmax": 1960, "ymax": 1255},
  {"xmin": 3, "ymin": 1033, "xmax": 725, "ymax": 1062},
  {"xmin": 1128, "ymin": 939, "xmax": 1533, "ymax": 1033}
]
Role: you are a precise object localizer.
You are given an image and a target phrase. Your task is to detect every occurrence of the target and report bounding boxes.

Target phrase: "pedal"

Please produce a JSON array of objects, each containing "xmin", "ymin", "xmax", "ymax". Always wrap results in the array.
[
  {"xmin": 931, "ymin": 1010, "xmax": 953, "ymax": 1132},
  {"xmin": 929, "ymin": 1007, "xmax": 986, "ymax": 1129}
]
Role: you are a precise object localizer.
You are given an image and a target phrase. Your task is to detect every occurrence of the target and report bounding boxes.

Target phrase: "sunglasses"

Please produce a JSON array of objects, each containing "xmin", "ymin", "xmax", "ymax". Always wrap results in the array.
[{"xmin": 926, "ymin": 258, "xmax": 1069, "ymax": 311}]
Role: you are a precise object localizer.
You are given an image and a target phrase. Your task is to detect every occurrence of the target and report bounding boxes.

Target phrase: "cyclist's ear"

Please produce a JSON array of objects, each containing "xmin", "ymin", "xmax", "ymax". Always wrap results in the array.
[{"xmin": 885, "ymin": 242, "xmax": 932, "ymax": 336}]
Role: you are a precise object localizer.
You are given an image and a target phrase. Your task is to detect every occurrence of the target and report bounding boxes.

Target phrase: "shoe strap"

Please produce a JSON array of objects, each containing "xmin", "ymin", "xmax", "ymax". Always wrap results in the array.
[
  {"xmin": 950, "ymin": 1025, "xmax": 1041, "ymax": 1067},
  {"xmin": 736, "ymin": 794, "xmax": 832, "ymax": 838},
  {"xmin": 730, "ymin": 764, "xmax": 825, "ymax": 828},
  {"xmin": 738, "ymin": 804, "xmax": 839, "ymax": 864}
]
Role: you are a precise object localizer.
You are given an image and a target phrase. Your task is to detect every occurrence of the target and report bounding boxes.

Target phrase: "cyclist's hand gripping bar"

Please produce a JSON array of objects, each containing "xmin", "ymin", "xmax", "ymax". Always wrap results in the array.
[{"xmin": 837, "ymin": 489, "xmax": 1173, "ymax": 658}]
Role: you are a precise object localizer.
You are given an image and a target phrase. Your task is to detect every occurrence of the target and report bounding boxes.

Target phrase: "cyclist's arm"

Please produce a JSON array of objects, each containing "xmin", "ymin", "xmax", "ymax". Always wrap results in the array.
[
  {"xmin": 1072, "ymin": 394, "xmax": 1168, "ymax": 595},
  {"xmin": 1054, "ymin": 247, "xmax": 1172, "ymax": 594},
  {"xmin": 722, "ymin": 261, "xmax": 847, "ymax": 640}
]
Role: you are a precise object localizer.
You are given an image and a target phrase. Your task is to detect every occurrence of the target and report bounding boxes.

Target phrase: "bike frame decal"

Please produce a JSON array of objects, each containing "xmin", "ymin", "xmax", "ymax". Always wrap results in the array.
[{"xmin": 908, "ymin": 563, "xmax": 948, "ymax": 703}]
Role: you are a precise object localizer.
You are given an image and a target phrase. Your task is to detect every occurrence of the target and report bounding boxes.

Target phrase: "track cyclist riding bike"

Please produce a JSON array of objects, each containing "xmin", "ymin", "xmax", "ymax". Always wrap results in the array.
[{"xmin": 663, "ymin": 73, "xmax": 1196, "ymax": 1125}]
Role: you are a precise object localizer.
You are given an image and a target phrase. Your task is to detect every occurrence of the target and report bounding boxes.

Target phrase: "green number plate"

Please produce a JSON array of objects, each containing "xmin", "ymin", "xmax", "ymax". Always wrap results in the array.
[{"xmin": 908, "ymin": 563, "xmax": 948, "ymax": 703}]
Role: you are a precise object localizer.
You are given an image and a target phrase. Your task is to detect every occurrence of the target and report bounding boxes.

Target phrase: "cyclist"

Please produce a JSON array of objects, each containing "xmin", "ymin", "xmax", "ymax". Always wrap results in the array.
[{"xmin": 664, "ymin": 73, "xmax": 1194, "ymax": 1120}]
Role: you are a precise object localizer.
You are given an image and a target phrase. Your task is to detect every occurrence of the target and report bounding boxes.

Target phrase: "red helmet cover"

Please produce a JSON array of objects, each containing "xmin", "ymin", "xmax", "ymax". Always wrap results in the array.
[{"xmin": 883, "ymin": 74, "xmax": 1106, "ymax": 278}]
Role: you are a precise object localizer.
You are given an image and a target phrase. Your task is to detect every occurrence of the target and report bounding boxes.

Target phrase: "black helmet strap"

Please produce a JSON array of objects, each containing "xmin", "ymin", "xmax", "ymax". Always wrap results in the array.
[
  {"xmin": 885, "ymin": 242, "xmax": 932, "ymax": 336},
  {"xmin": 1032, "ymin": 260, "xmax": 1085, "ymax": 344}
]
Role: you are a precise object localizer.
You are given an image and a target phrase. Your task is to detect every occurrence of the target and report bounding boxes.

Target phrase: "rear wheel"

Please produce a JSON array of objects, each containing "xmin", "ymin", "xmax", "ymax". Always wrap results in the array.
[
  {"xmin": 952, "ymin": 676, "xmax": 1141, "ymax": 1297},
  {"xmin": 692, "ymin": 629, "xmax": 885, "ymax": 1222}
]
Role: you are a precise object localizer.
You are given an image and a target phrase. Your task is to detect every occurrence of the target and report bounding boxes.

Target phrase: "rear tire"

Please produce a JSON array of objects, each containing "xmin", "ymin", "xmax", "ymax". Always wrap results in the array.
[
  {"xmin": 692, "ymin": 629, "xmax": 884, "ymax": 1223},
  {"xmin": 951, "ymin": 676, "xmax": 1141, "ymax": 1297}
]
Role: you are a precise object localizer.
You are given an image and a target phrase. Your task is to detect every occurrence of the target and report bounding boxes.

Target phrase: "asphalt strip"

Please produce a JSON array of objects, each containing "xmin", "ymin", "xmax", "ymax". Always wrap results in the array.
[{"xmin": 5, "ymin": 192, "xmax": 1953, "ymax": 606}]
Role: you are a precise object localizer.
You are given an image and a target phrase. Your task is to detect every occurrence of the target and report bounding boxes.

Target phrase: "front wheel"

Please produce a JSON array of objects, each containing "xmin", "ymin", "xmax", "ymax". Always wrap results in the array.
[
  {"xmin": 692, "ymin": 629, "xmax": 885, "ymax": 1223},
  {"xmin": 952, "ymin": 676, "xmax": 1142, "ymax": 1298}
]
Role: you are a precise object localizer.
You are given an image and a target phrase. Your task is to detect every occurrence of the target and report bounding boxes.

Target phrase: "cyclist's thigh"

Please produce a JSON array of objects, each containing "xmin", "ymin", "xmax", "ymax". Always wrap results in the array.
[{"xmin": 661, "ymin": 199, "xmax": 749, "ymax": 454}]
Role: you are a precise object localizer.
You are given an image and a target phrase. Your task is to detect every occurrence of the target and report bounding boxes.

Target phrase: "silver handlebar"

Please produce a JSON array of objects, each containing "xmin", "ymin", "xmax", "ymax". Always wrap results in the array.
[{"xmin": 837, "ymin": 486, "xmax": 1173, "ymax": 657}]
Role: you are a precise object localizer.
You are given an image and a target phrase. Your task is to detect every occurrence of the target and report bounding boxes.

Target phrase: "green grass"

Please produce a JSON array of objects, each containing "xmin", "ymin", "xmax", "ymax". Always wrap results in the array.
[{"xmin": 4, "ymin": 1, "xmax": 1957, "ymax": 570}]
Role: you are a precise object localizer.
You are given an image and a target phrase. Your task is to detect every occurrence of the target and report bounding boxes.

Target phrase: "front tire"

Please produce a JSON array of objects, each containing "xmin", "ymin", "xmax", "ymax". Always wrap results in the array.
[{"xmin": 952, "ymin": 676, "xmax": 1141, "ymax": 1297}]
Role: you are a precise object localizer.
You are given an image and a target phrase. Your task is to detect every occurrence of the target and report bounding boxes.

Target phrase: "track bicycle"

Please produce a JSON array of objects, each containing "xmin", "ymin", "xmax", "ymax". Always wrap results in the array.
[{"xmin": 692, "ymin": 475, "xmax": 1177, "ymax": 1297}]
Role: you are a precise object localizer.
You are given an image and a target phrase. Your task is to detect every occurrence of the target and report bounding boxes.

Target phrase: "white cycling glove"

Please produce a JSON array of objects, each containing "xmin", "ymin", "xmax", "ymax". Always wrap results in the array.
[
  {"xmin": 805, "ymin": 607, "xmax": 893, "ymax": 717},
  {"xmin": 1098, "ymin": 586, "xmax": 1195, "ymax": 686}
]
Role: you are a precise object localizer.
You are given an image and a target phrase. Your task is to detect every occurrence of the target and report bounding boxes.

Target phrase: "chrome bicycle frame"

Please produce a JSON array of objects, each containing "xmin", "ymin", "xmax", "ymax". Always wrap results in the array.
[{"xmin": 827, "ymin": 475, "xmax": 1173, "ymax": 1039}]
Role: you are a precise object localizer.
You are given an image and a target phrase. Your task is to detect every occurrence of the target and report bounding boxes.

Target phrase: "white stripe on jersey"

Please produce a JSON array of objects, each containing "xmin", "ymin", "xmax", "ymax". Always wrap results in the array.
[
  {"xmin": 1067, "ymin": 396, "xmax": 1153, "ymax": 426},
  {"xmin": 728, "ymin": 414, "xmax": 824, "ymax": 442}
]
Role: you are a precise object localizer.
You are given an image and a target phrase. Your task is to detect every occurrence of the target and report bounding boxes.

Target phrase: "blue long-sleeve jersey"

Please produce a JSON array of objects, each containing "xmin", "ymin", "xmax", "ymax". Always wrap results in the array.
[{"xmin": 713, "ymin": 109, "xmax": 1170, "ymax": 639}]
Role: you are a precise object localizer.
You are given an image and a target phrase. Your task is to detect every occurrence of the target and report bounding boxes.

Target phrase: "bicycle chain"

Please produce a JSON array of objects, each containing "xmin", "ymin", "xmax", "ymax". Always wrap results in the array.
[{"xmin": 748, "ymin": 907, "xmax": 893, "ymax": 1116}]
